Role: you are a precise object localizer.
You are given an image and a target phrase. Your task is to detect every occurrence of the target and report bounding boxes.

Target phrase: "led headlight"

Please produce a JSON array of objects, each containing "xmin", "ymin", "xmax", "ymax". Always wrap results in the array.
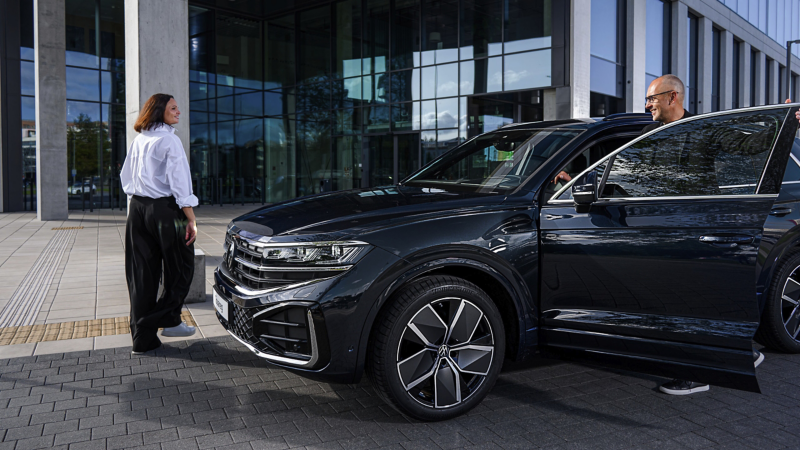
[{"xmin": 260, "ymin": 241, "xmax": 370, "ymax": 266}]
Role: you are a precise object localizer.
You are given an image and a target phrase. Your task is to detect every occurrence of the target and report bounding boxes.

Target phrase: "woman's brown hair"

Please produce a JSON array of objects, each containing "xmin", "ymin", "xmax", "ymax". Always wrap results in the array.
[{"xmin": 133, "ymin": 93, "xmax": 174, "ymax": 132}]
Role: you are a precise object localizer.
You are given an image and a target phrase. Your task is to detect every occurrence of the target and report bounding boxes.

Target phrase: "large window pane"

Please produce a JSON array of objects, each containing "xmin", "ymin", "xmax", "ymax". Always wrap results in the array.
[
  {"xmin": 591, "ymin": 0, "xmax": 618, "ymax": 62},
  {"xmin": 67, "ymin": 67, "xmax": 100, "ymax": 101},
  {"xmin": 334, "ymin": 136, "xmax": 362, "ymax": 190},
  {"xmin": 505, "ymin": 50, "xmax": 551, "ymax": 91},
  {"xmin": 101, "ymin": 71, "xmax": 124, "ymax": 104},
  {"xmin": 299, "ymin": 7, "xmax": 331, "ymax": 83},
  {"xmin": 460, "ymin": 57, "xmax": 502, "ymax": 94},
  {"xmin": 390, "ymin": 69, "xmax": 420, "ymax": 102},
  {"xmin": 265, "ymin": 117, "xmax": 296, "ymax": 202},
  {"xmin": 422, "ymin": 0, "xmax": 459, "ymax": 65},
  {"xmin": 336, "ymin": 0, "xmax": 361, "ymax": 79},
  {"xmin": 216, "ymin": 15, "xmax": 262, "ymax": 89},
  {"xmin": 364, "ymin": 0, "xmax": 390, "ymax": 74},
  {"xmin": 21, "ymin": 61, "xmax": 35, "ymax": 96},
  {"xmin": 437, "ymin": 63, "xmax": 459, "ymax": 97},
  {"xmin": 392, "ymin": 102, "xmax": 420, "ymax": 131},
  {"xmin": 265, "ymin": 14, "xmax": 295, "ymax": 89},
  {"xmin": 646, "ymin": 0, "xmax": 669, "ymax": 82},
  {"xmin": 460, "ymin": 0, "xmax": 502, "ymax": 59},
  {"xmin": 66, "ymin": 0, "xmax": 99, "ymax": 69},
  {"xmin": 504, "ymin": 0, "xmax": 552, "ymax": 54},
  {"xmin": 392, "ymin": 0, "xmax": 421, "ymax": 70},
  {"xmin": 99, "ymin": 0, "xmax": 125, "ymax": 72},
  {"xmin": 437, "ymin": 98, "xmax": 459, "ymax": 128}
]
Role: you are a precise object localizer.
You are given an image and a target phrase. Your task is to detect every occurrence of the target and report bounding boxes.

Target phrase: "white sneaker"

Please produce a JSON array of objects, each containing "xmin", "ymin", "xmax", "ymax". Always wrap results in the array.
[{"xmin": 161, "ymin": 322, "xmax": 196, "ymax": 337}]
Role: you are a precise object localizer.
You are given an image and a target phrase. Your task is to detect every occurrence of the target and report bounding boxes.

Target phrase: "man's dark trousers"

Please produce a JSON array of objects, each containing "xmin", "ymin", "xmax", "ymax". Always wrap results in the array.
[{"xmin": 125, "ymin": 195, "xmax": 194, "ymax": 352}]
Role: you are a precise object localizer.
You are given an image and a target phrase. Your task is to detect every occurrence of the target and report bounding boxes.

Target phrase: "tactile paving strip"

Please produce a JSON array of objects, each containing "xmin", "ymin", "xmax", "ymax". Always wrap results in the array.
[
  {"xmin": 0, "ymin": 229, "xmax": 78, "ymax": 327},
  {"xmin": 0, "ymin": 311, "xmax": 197, "ymax": 346}
]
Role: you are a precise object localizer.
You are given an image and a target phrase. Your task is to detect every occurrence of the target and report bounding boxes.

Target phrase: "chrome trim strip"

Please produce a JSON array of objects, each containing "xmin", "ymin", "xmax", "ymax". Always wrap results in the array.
[
  {"xmin": 594, "ymin": 194, "xmax": 777, "ymax": 202},
  {"xmin": 219, "ymin": 264, "xmax": 336, "ymax": 297},
  {"xmin": 234, "ymin": 256, "xmax": 352, "ymax": 272},
  {"xmin": 232, "ymin": 235, "xmax": 368, "ymax": 248},
  {"xmin": 227, "ymin": 308, "xmax": 319, "ymax": 368}
]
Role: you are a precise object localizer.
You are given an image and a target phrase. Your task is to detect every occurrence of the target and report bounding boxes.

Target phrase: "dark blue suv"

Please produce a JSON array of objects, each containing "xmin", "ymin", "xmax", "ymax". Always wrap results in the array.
[{"xmin": 213, "ymin": 105, "xmax": 800, "ymax": 421}]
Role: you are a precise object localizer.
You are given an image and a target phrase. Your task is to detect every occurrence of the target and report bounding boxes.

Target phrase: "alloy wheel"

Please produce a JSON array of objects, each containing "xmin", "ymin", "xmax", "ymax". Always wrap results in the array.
[
  {"xmin": 395, "ymin": 297, "xmax": 494, "ymax": 409},
  {"xmin": 781, "ymin": 267, "xmax": 800, "ymax": 341}
]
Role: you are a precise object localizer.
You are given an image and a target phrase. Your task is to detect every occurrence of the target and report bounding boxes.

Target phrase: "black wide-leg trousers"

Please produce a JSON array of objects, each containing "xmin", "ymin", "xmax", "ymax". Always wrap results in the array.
[{"xmin": 125, "ymin": 195, "xmax": 194, "ymax": 352}]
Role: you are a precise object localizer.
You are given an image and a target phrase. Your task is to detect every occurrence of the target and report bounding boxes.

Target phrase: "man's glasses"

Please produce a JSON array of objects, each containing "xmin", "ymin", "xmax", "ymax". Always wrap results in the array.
[{"xmin": 645, "ymin": 90, "xmax": 675, "ymax": 104}]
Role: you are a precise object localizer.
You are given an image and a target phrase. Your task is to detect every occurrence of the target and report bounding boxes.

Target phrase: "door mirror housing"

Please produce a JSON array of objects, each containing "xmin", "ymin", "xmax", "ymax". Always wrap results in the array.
[{"xmin": 572, "ymin": 171, "xmax": 598, "ymax": 213}]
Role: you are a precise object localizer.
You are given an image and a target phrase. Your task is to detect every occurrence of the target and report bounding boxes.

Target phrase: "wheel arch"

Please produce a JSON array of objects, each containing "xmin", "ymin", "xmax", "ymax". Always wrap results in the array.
[
  {"xmin": 353, "ymin": 248, "xmax": 536, "ymax": 382},
  {"xmin": 758, "ymin": 225, "xmax": 800, "ymax": 315}
]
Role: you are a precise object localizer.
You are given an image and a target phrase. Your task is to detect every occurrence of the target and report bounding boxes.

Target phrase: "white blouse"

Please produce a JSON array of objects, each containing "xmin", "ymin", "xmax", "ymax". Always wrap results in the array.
[{"xmin": 120, "ymin": 124, "xmax": 198, "ymax": 208}]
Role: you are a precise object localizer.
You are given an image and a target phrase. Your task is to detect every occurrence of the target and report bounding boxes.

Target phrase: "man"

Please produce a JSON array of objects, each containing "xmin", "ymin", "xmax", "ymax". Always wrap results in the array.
[{"xmin": 554, "ymin": 74, "xmax": 767, "ymax": 395}]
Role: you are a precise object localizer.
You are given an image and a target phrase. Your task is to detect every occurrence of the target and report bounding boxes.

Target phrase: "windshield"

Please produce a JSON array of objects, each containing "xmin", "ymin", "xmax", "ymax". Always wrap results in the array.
[{"xmin": 403, "ymin": 129, "xmax": 582, "ymax": 193}]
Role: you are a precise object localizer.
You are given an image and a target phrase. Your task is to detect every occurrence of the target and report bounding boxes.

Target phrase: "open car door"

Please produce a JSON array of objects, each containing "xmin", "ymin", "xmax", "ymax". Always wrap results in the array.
[{"xmin": 537, "ymin": 105, "xmax": 799, "ymax": 392}]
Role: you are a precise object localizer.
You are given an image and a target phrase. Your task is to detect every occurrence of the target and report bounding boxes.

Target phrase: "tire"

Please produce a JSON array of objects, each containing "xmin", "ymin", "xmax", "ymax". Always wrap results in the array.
[
  {"xmin": 755, "ymin": 251, "xmax": 800, "ymax": 353},
  {"xmin": 367, "ymin": 275, "xmax": 505, "ymax": 421}
]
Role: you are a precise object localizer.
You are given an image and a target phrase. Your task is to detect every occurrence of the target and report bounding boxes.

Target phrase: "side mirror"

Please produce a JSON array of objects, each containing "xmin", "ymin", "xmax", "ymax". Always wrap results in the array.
[{"xmin": 572, "ymin": 171, "xmax": 597, "ymax": 213}]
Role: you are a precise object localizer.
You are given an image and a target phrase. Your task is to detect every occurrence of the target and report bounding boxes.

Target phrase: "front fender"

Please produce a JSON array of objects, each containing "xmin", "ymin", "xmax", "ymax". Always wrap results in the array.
[{"xmin": 352, "ymin": 245, "xmax": 538, "ymax": 382}]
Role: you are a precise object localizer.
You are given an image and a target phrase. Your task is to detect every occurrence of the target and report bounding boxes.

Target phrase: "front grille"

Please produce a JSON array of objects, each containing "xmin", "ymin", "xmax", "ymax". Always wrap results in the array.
[{"xmin": 224, "ymin": 234, "xmax": 336, "ymax": 291}]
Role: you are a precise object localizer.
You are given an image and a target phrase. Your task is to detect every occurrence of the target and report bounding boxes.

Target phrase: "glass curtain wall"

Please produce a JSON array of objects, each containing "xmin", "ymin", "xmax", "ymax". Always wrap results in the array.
[
  {"xmin": 20, "ymin": 0, "xmax": 125, "ymax": 211},
  {"xmin": 717, "ymin": 0, "xmax": 800, "ymax": 58},
  {"xmin": 645, "ymin": 0, "xmax": 671, "ymax": 88},
  {"xmin": 589, "ymin": 0, "xmax": 625, "ymax": 116},
  {"xmin": 189, "ymin": 0, "xmax": 555, "ymax": 204}
]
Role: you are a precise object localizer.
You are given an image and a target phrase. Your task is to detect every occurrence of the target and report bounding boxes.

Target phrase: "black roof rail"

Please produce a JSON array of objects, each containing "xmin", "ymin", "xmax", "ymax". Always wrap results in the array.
[{"xmin": 602, "ymin": 112, "xmax": 653, "ymax": 121}]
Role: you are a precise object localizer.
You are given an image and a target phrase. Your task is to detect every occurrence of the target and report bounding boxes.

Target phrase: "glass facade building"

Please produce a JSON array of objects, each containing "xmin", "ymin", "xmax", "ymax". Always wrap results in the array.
[
  {"xmin": 3, "ymin": 0, "xmax": 800, "ymax": 213},
  {"xmin": 186, "ymin": 0, "xmax": 558, "ymax": 205}
]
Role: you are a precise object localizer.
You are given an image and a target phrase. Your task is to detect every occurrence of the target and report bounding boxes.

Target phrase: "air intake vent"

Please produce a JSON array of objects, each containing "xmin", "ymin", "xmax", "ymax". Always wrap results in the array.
[{"xmin": 253, "ymin": 306, "xmax": 312, "ymax": 360}]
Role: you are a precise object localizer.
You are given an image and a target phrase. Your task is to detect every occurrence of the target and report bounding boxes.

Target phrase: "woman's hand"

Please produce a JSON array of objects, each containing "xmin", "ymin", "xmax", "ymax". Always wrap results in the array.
[
  {"xmin": 182, "ymin": 206, "xmax": 197, "ymax": 245},
  {"xmin": 552, "ymin": 171, "xmax": 572, "ymax": 184},
  {"xmin": 185, "ymin": 220, "xmax": 197, "ymax": 245}
]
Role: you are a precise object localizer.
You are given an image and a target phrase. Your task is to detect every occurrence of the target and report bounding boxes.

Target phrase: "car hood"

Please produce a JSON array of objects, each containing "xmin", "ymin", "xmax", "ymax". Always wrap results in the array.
[{"xmin": 232, "ymin": 186, "xmax": 508, "ymax": 238}]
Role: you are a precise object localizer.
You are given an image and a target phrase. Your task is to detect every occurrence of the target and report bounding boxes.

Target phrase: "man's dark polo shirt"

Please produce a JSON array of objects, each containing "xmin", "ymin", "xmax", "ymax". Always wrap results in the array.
[{"xmin": 641, "ymin": 109, "xmax": 693, "ymax": 135}]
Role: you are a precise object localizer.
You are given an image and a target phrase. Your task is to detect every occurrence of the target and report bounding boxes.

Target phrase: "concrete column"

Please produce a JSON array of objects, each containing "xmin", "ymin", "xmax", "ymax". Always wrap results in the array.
[
  {"xmin": 768, "ymin": 58, "xmax": 779, "ymax": 104},
  {"xmin": 34, "ymin": 0, "xmax": 68, "ymax": 221},
  {"xmin": 625, "ymin": 0, "xmax": 646, "ymax": 113},
  {"xmin": 719, "ymin": 30, "xmax": 733, "ymax": 110},
  {"xmin": 670, "ymin": 0, "xmax": 688, "ymax": 106},
  {"xmin": 568, "ymin": 0, "xmax": 591, "ymax": 119},
  {"xmin": 543, "ymin": 89, "xmax": 558, "ymax": 121},
  {"xmin": 697, "ymin": 17, "xmax": 713, "ymax": 114},
  {"xmin": 740, "ymin": 42, "xmax": 751, "ymax": 107},
  {"xmin": 125, "ymin": 0, "xmax": 191, "ymax": 156},
  {"xmin": 754, "ymin": 51, "xmax": 766, "ymax": 106}
]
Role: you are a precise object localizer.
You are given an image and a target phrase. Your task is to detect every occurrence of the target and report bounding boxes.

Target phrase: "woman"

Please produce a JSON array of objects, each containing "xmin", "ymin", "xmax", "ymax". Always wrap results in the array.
[{"xmin": 121, "ymin": 93, "xmax": 198, "ymax": 354}]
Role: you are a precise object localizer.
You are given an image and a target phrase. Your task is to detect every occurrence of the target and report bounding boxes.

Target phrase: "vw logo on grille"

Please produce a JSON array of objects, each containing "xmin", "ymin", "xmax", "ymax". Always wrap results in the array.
[{"xmin": 437, "ymin": 345, "xmax": 449, "ymax": 358}]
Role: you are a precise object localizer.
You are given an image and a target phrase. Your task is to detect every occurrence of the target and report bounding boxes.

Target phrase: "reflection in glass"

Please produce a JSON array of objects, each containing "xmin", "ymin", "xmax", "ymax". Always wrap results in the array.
[
  {"xmin": 265, "ymin": 14, "xmax": 295, "ymax": 89},
  {"xmin": 236, "ymin": 92, "xmax": 263, "ymax": 117},
  {"xmin": 437, "ymin": 63, "xmax": 459, "ymax": 97},
  {"xmin": 65, "ymin": 13, "xmax": 99, "ymax": 69},
  {"xmin": 505, "ymin": 50, "xmax": 551, "ymax": 91},
  {"xmin": 364, "ymin": 0, "xmax": 390, "ymax": 74},
  {"xmin": 102, "ymin": 71, "xmax": 125, "ymax": 104},
  {"xmin": 334, "ymin": 136, "xmax": 362, "ymax": 190},
  {"xmin": 297, "ymin": 119, "xmax": 332, "ymax": 196},
  {"xmin": 590, "ymin": 56, "xmax": 619, "ymax": 97},
  {"xmin": 645, "ymin": 0, "xmax": 669, "ymax": 83},
  {"xmin": 365, "ymin": 106, "xmax": 391, "ymax": 134},
  {"xmin": 460, "ymin": 0, "xmax": 503, "ymax": 59},
  {"xmin": 436, "ymin": 98, "xmax": 459, "ymax": 129},
  {"xmin": 365, "ymin": 136, "xmax": 394, "ymax": 186},
  {"xmin": 335, "ymin": 109, "xmax": 362, "ymax": 135},
  {"xmin": 67, "ymin": 67, "xmax": 100, "ymax": 101},
  {"xmin": 421, "ymin": 100, "xmax": 437, "ymax": 129},
  {"xmin": 603, "ymin": 111, "xmax": 786, "ymax": 198},
  {"xmin": 422, "ymin": 66, "xmax": 436, "ymax": 99},
  {"xmin": 190, "ymin": 82, "xmax": 208, "ymax": 101},
  {"xmin": 21, "ymin": 61, "xmax": 35, "ymax": 96},
  {"xmin": 392, "ymin": 102, "xmax": 420, "ymax": 131},
  {"xmin": 421, "ymin": 130, "xmax": 438, "ymax": 164},
  {"xmin": 463, "ymin": 57, "xmax": 503, "ymax": 93},
  {"xmin": 422, "ymin": 0, "xmax": 459, "ymax": 65},
  {"xmin": 336, "ymin": 0, "xmax": 362, "ymax": 79},
  {"xmin": 265, "ymin": 117, "xmax": 296, "ymax": 202},
  {"xmin": 390, "ymin": 69, "xmax": 420, "ymax": 102},
  {"xmin": 299, "ymin": 7, "xmax": 331, "ymax": 83},
  {"xmin": 397, "ymin": 134, "xmax": 421, "ymax": 181},
  {"xmin": 392, "ymin": 0, "xmax": 420, "ymax": 70},
  {"xmin": 590, "ymin": 0, "xmax": 618, "ymax": 63},
  {"xmin": 216, "ymin": 14, "xmax": 262, "ymax": 89},
  {"xmin": 504, "ymin": 0, "xmax": 552, "ymax": 54}
]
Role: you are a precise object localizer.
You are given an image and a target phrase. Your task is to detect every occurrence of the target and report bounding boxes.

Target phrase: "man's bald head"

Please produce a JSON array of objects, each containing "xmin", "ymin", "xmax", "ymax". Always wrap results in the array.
[{"xmin": 646, "ymin": 74, "xmax": 687, "ymax": 124}]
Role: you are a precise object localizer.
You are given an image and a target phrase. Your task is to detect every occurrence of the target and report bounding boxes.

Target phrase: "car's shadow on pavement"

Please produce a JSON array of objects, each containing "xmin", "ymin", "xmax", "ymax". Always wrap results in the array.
[{"xmin": 1, "ymin": 336, "xmax": 798, "ymax": 450}]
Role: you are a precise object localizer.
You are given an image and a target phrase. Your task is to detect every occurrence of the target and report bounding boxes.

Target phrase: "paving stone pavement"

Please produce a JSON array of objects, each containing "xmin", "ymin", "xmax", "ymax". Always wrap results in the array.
[{"xmin": 1, "ymin": 337, "xmax": 799, "ymax": 450}]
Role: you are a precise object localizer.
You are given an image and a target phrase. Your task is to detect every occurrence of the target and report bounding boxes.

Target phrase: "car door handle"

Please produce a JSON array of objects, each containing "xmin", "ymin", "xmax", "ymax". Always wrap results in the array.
[
  {"xmin": 699, "ymin": 235, "xmax": 754, "ymax": 247},
  {"xmin": 770, "ymin": 207, "xmax": 792, "ymax": 217}
]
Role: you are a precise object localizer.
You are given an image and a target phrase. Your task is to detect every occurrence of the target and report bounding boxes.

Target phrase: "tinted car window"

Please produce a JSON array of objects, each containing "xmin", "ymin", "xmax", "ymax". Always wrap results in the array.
[
  {"xmin": 602, "ymin": 110, "xmax": 786, "ymax": 198},
  {"xmin": 404, "ymin": 129, "xmax": 581, "ymax": 193}
]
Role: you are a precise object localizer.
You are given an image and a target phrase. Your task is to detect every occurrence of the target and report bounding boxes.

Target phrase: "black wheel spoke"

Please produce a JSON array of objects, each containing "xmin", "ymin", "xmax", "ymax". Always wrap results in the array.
[
  {"xmin": 783, "ymin": 277, "xmax": 800, "ymax": 304},
  {"xmin": 784, "ymin": 305, "xmax": 800, "ymax": 339},
  {"xmin": 446, "ymin": 300, "xmax": 483, "ymax": 346},
  {"xmin": 450, "ymin": 345, "xmax": 493, "ymax": 375},
  {"xmin": 398, "ymin": 349, "xmax": 438, "ymax": 390},
  {"xmin": 408, "ymin": 305, "xmax": 448, "ymax": 347},
  {"xmin": 434, "ymin": 359, "xmax": 461, "ymax": 408}
]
